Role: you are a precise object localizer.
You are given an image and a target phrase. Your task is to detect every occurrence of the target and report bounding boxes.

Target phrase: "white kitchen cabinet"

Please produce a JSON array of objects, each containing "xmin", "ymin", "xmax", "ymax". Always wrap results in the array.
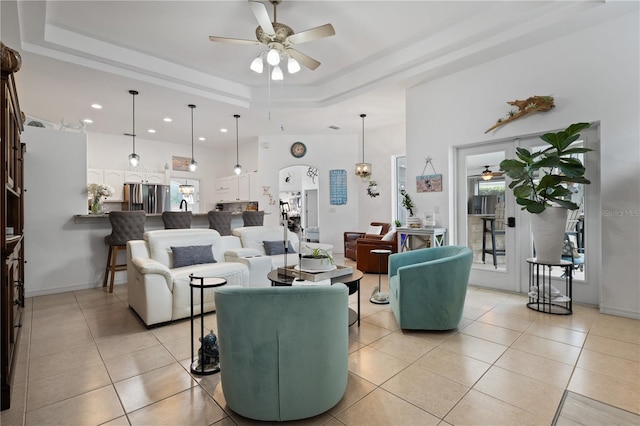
[
  {"xmin": 102, "ymin": 170, "xmax": 125, "ymax": 201},
  {"xmin": 87, "ymin": 169, "xmax": 125, "ymax": 201},
  {"xmin": 144, "ymin": 172, "xmax": 166, "ymax": 184},
  {"xmin": 124, "ymin": 171, "xmax": 167, "ymax": 184},
  {"xmin": 216, "ymin": 176, "xmax": 236, "ymax": 201},
  {"xmin": 238, "ymin": 173, "xmax": 251, "ymax": 201},
  {"xmin": 87, "ymin": 169, "xmax": 102, "ymax": 185},
  {"xmin": 216, "ymin": 172, "xmax": 258, "ymax": 201}
]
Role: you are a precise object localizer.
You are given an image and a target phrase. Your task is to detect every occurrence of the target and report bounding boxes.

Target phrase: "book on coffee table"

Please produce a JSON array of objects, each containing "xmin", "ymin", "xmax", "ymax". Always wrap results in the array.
[{"xmin": 277, "ymin": 265, "xmax": 353, "ymax": 282}]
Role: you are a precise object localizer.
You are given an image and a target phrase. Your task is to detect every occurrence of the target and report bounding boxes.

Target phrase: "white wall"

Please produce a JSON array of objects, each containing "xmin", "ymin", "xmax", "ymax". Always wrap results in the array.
[
  {"xmin": 406, "ymin": 7, "xmax": 639, "ymax": 317},
  {"xmin": 258, "ymin": 134, "xmax": 359, "ymax": 253},
  {"xmin": 357, "ymin": 122, "xmax": 405, "ymax": 227},
  {"xmin": 23, "ymin": 127, "xmax": 94, "ymax": 294}
]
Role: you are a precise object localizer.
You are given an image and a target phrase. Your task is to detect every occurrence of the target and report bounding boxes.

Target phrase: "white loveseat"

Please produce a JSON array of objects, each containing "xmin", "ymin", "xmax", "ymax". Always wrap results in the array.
[
  {"xmin": 231, "ymin": 225, "xmax": 334, "ymax": 269},
  {"xmin": 127, "ymin": 229, "xmax": 257, "ymax": 327}
]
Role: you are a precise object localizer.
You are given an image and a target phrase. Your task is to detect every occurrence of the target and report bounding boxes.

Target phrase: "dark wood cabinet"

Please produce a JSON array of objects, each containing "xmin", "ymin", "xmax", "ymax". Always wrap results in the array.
[{"xmin": 1, "ymin": 41, "xmax": 25, "ymax": 411}]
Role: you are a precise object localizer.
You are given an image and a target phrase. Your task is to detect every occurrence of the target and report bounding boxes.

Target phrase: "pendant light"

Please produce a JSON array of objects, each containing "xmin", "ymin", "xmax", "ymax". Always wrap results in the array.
[
  {"xmin": 188, "ymin": 104, "xmax": 197, "ymax": 172},
  {"xmin": 127, "ymin": 90, "xmax": 140, "ymax": 166},
  {"xmin": 233, "ymin": 114, "xmax": 242, "ymax": 175},
  {"xmin": 355, "ymin": 113, "xmax": 371, "ymax": 178}
]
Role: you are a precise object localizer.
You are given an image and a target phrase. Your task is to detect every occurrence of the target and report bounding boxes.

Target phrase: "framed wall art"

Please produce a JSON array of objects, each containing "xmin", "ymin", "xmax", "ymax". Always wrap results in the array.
[
  {"xmin": 416, "ymin": 174, "xmax": 442, "ymax": 192},
  {"xmin": 172, "ymin": 156, "xmax": 192, "ymax": 171},
  {"xmin": 329, "ymin": 169, "xmax": 347, "ymax": 205}
]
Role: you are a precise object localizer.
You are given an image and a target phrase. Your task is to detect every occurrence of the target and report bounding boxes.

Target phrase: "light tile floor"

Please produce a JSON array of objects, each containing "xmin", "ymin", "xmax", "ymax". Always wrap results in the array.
[{"xmin": 2, "ymin": 257, "xmax": 639, "ymax": 426}]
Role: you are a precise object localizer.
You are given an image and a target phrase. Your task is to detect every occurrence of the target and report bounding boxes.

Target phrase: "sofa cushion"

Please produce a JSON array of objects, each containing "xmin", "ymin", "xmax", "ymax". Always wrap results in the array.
[
  {"xmin": 234, "ymin": 226, "xmax": 300, "ymax": 256},
  {"xmin": 171, "ymin": 245, "xmax": 216, "ymax": 268},
  {"xmin": 366, "ymin": 225, "xmax": 383, "ymax": 235},
  {"xmin": 381, "ymin": 229, "xmax": 396, "ymax": 241},
  {"xmin": 144, "ymin": 229, "xmax": 241, "ymax": 268},
  {"xmin": 263, "ymin": 240, "xmax": 296, "ymax": 255}
]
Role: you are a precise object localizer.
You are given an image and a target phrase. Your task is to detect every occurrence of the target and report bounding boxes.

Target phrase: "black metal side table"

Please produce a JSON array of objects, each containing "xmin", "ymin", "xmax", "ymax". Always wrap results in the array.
[
  {"xmin": 189, "ymin": 274, "xmax": 227, "ymax": 375},
  {"xmin": 526, "ymin": 258, "xmax": 572, "ymax": 315}
]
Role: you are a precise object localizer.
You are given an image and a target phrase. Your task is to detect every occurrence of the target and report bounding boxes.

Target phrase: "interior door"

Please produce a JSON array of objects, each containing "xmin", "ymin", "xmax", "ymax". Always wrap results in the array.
[
  {"xmin": 304, "ymin": 189, "xmax": 319, "ymax": 229},
  {"xmin": 456, "ymin": 142, "xmax": 520, "ymax": 292}
]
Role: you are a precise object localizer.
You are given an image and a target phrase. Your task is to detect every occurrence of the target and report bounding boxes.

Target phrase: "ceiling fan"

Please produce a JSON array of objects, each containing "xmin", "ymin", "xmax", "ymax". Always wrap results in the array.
[
  {"xmin": 478, "ymin": 165, "xmax": 504, "ymax": 181},
  {"xmin": 209, "ymin": 0, "xmax": 335, "ymax": 72}
]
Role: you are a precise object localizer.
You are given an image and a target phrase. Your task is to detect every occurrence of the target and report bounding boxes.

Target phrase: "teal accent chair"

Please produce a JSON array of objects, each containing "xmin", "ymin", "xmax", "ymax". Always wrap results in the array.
[
  {"xmin": 214, "ymin": 284, "xmax": 349, "ymax": 422},
  {"xmin": 388, "ymin": 246, "xmax": 473, "ymax": 330}
]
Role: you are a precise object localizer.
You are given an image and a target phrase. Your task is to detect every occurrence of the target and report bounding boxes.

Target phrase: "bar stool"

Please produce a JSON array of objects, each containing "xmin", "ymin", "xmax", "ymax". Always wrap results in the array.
[
  {"xmin": 207, "ymin": 211, "xmax": 232, "ymax": 236},
  {"xmin": 104, "ymin": 211, "xmax": 146, "ymax": 293},
  {"xmin": 162, "ymin": 211, "xmax": 192, "ymax": 229},
  {"xmin": 242, "ymin": 210, "xmax": 264, "ymax": 227}
]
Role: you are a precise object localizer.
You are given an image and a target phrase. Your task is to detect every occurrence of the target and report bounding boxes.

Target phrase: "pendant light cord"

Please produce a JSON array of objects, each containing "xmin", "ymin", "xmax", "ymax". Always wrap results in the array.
[
  {"xmin": 190, "ymin": 105, "xmax": 195, "ymax": 159},
  {"xmin": 361, "ymin": 113, "xmax": 366, "ymax": 163},
  {"xmin": 235, "ymin": 114, "xmax": 240, "ymax": 164},
  {"xmin": 132, "ymin": 91, "xmax": 137, "ymax": 152}
]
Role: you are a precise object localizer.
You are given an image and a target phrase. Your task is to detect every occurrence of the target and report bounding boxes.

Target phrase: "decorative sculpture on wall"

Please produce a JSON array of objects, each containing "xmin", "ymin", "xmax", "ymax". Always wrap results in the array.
[
  {"xmin": 485, "ymin": 95, "xmax": 555, "ymax": 133},
  {"xmin": 263, "ymin": 185, "xmax": 277, "ymax": 205},
  {"xmin": 306, "ymin": 166, "xmax": 318, "ymax": 184},
  {"xmin": 366, "ymin": 179, "xmax": 380, "ymax": 198}
]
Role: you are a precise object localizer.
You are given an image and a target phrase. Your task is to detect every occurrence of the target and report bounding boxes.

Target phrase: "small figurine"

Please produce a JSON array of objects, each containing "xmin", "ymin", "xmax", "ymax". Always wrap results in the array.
[{"xmin": 197, "ymin": 330, "xmax": 219, "ymax": 369}]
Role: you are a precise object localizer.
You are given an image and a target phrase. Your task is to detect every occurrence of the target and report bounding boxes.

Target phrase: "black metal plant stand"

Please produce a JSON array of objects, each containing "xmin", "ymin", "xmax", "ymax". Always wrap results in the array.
[{"xmin": 189, "ymin": 274, "xmax": 226, "ymax": 375}]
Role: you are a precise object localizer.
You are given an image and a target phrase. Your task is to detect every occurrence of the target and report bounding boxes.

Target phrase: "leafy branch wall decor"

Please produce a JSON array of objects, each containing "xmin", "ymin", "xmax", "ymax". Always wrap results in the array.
[{"xmin": 485, "ymin": 95, "xmax": 555, "ymax": 133}]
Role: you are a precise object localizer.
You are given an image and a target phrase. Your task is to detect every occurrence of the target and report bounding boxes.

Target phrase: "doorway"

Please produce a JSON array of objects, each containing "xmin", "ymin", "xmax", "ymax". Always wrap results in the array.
[
  {"xmin": 456, "ymin": 142, "xmax": 518, "ymax": 292},
  {"xmin": 455, "ymin": 125, "xmax": 600, "ymax": 299},
  {"xmin": 279, "ymin": 165, "xmax": 319, "ymax": 238}
]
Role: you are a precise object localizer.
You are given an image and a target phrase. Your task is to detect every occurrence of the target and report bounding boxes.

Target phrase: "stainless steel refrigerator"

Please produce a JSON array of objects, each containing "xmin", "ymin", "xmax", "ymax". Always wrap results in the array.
[{"xmin": 123, "ymin": 183, "xmax": 170, "ymax": 213}]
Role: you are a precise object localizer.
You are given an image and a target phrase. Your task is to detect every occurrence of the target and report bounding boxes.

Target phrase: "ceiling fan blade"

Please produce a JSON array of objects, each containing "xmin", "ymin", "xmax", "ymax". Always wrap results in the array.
[
  {"xmin": 287, "ymin": 48, "xmax": 321, "ymax": 71},
  {"xmin": 209, "ymin": 36, "xmax": 261, "ymax": 45},
  {"xmin": 249, "ymin": 1, "xmax": 275, "ymax": 36},
  {"xmin": 287, "ymin": 23, "xmax": 335, "ymax": 45}
]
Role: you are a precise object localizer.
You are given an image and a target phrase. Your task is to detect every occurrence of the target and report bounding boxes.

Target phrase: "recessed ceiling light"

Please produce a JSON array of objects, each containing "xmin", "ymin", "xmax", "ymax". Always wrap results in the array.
[
  {"xmin": 220, "ymin": 128, "xmax": 228, "ymax": 133},
  {"xmin": 91, "ymin": 104, "xmax": 102, "ymax": 109},
  {"xmin": 83, "ymin": 118, "xmax": 93, "ymax": 123},
  {"xmin": 163, "ymin": 117, "xmax": 172, "ymax": 122},
  {"xmin": 148, "ymin": 129, "xmax": 156, "ymax": 133},
  {"xmin": 198, "ymin": 137, "xmax": 206, "ymax": 141}
]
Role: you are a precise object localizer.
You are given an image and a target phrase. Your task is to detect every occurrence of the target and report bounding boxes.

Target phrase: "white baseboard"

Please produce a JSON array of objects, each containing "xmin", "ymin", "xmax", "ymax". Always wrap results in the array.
[
  {"xmin": 599, "ymin": 304, "xmax": 640, "ymax": 320},
  {"xmin": 25, "ymin": 279, "xmax": 126, "ymax": 298}
]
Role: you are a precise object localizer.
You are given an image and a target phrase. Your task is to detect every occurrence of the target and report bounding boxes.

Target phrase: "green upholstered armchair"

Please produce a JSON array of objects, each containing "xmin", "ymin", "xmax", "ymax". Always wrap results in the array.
[
  {"xmin": 388, "ymin": 246, "xmax": 473, "ymax": 330},
  {"xmin": 214, "ymin": 284, "xmax": 349, "ymax": 422}
]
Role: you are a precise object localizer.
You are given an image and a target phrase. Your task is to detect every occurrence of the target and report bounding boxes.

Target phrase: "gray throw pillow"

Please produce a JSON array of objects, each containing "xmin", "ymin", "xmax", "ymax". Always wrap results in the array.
[
  {"xmin": 263, "ymin": 240, "xmax": 296, "ymax": 255},
  {"xmin": 171, "ymin": 245, "xmax": 216, "ymax": 268}
]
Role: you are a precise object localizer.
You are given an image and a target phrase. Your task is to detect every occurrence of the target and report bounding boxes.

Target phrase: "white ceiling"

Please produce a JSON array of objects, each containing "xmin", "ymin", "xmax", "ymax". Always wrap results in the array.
[{"xmin": 1, "ymin": 0, "xmax": 614, "ymax": 150}]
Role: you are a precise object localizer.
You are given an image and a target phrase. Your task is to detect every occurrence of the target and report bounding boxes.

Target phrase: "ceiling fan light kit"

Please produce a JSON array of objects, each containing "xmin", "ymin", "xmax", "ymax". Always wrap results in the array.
[
  {"xmin": 210, "ymin": 0, "xmax": 335, "ymax": 81},
  {"xmin": 271, "ymin": 65, "xmax": 284, "ymax": 81}
]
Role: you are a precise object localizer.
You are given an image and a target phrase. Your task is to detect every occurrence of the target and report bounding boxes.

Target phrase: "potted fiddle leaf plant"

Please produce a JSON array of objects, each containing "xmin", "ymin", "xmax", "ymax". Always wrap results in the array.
[{"xmin": 499, "ymin": 122, "xmax": 592, "ymax": 262}]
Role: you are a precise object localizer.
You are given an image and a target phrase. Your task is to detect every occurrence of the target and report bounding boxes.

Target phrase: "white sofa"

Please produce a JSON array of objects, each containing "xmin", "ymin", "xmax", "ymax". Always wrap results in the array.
[
  {"xmin": 127, "ymin": 227, "xmax": 333, "ymax": 326},
  {"xmin": 231, "ymin": 225, "xmax": 334, "ymax": 269},
  {"xmin": 127, "ymin": 229, "xmax": 260, "ymax": 327}
]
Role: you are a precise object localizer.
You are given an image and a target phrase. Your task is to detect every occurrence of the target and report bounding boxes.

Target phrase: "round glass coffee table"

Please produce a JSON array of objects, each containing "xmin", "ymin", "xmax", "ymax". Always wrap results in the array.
[{"xmin": 267, "ymin": 269, "xmax": 363, "ymax": 327}]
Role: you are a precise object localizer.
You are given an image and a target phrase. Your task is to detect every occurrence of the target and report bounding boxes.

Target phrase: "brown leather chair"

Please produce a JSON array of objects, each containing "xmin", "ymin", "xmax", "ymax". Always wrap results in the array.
[
  {"xmin": 343, "ymin": 222, "xmax": 390, "ymax": 261},
  {"xmin": 356, "ymin": 231, "xmax": 398, "ymax": 273}
]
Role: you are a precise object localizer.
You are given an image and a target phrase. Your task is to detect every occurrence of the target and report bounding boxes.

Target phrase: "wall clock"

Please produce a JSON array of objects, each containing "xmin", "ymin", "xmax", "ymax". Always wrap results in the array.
[{"xmin": 290, "ymin": 141, "xmax": 307, "ymax": 158}]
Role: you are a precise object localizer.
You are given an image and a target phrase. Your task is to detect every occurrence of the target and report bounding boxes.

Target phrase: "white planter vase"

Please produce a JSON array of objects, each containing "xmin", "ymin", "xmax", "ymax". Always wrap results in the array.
[
  {"xmin": 530, "ymin": 207, "xmax": 568, "ymax": 263},
  {"xmin": 299, "ymin": 256, "xmax": 334, "ymax": 271}
]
